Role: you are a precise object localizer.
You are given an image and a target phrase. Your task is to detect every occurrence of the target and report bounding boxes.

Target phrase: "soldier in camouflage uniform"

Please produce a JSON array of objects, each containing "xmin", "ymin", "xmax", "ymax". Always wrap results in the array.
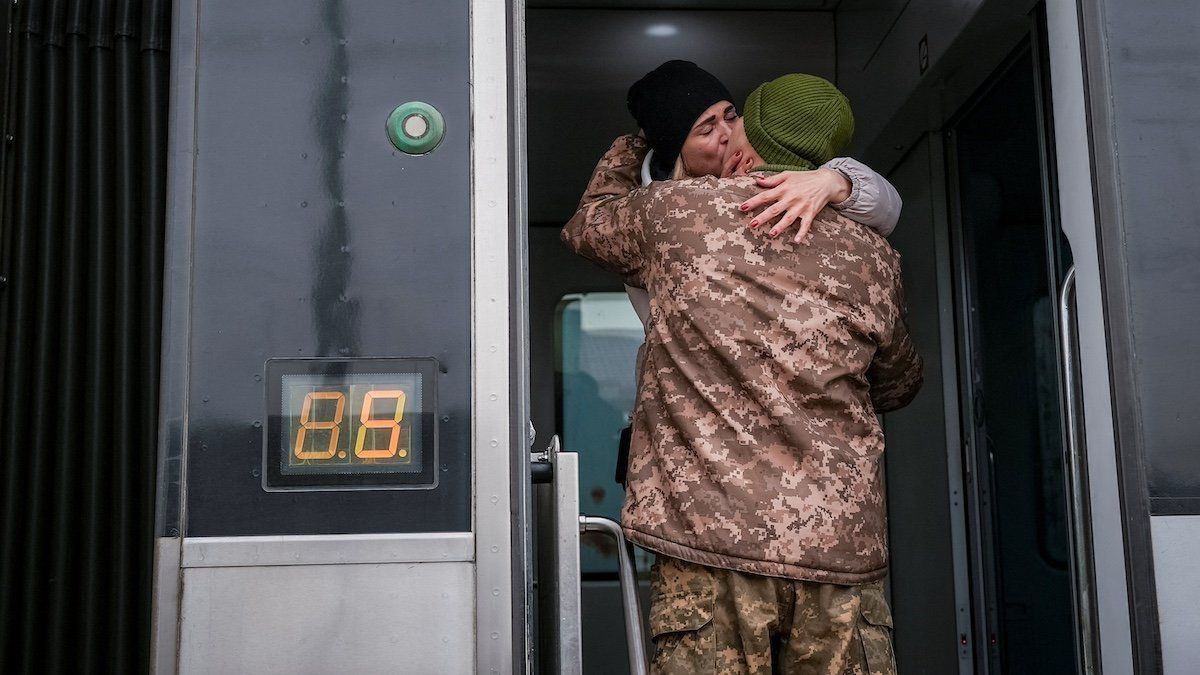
[{"xmin": 561, "ymin": 74, "xmax": 923, "ymax": 674}]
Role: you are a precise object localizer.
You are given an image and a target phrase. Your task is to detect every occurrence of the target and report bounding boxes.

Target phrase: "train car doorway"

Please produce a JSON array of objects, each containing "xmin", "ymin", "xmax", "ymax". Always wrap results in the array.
[
  {"xmin": 524, "ymin": 3, "xmax": 1088, "ymax": 673},
  {"xmin": 947, "ymin": 45, "xmax": 1078, "ymax": 673}
]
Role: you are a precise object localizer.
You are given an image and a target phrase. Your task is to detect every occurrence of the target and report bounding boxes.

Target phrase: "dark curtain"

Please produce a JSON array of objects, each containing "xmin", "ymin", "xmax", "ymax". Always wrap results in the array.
[{"xmin": 0, "ymin": 0, "xmax": 170, "ymax": 672}]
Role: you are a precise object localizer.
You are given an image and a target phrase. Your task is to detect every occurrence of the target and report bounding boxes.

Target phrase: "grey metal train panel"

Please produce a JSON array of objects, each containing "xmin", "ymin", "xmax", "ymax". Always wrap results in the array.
[
  {"xmin": 184, "ymin": 0, "xmax": 471, "ymax": 536},
  {"xmin": 1094, "ymin": 0, "xmax": 1200, "ymax": 513}
]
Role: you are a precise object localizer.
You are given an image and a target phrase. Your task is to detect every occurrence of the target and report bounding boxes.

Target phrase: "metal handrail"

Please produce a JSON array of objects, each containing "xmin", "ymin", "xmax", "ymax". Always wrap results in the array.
[
  {"xmin": 579, "ymin": 516, "xmax": 648, "ymax": 675},
  {"xmin": 1058, "ymin": 267, "xmax": 1099, "ymax": 674}
]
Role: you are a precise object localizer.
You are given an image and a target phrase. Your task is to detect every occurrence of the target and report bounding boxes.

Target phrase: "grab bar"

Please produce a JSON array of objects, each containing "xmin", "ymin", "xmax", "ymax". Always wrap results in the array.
[
  {"xmin": 1058, "ymin": 267, "xmax": 1099, "ymax": 674},
  {"xmin": 579, "ymin": 516, "xmax": 648, "ymax": 675}
]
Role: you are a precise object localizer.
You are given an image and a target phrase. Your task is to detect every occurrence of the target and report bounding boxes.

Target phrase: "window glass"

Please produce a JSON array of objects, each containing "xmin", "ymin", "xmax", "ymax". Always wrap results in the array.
[{"xmin": 557, "ymin": 293, "xmax": 654, "ymax": 572}]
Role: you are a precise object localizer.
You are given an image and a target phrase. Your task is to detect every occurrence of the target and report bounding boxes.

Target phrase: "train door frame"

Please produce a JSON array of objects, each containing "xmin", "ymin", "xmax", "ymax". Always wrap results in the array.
[
  {"xmin": 149, "ymin": 0, "xmax": 198, "ymax": 667},
  {"xmin": 943, "ymin": 33, "xmax": 1085, "ymax": 672},
  {"xmin": 475, "ymin": 0, "xmax": 527, "ymax": 669},
  {"xmin": 1072, "ymin": 0, "xmax": 1164, "ymax": 670},
  {"xmin": 858, "ymin": 1, "xmax": 1140, "ymax": 670},
  {"xmin": 1044, "ymin": 0, "xmax": 1142, "ymax": 670},
  {"xmin": 149, "ymin": 1, "xmax": 529, "ymax": 672},
  {"xmin": 507, "ymin": 0, "xmax": 536, "ymax": 669}
]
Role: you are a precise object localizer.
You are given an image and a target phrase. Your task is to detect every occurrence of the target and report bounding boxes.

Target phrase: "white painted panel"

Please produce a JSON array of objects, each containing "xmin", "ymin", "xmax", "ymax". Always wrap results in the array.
[
  {"xmin": 179, "ymin": 562, "xmax": 474, "ymax": 674},
  {"xmin": 1152, "ymin": 516, "xmax": 1200, "ymax": 674}
]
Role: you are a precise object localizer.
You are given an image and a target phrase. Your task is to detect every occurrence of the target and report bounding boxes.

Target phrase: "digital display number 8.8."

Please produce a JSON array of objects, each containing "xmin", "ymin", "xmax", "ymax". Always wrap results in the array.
[
  {"xmin": 294, "ymin": 389, "xmax": 408, "ymax": 461},
  {"xmin": 265, "ymin": 360, "xmax": 435, "ymax": 490}
]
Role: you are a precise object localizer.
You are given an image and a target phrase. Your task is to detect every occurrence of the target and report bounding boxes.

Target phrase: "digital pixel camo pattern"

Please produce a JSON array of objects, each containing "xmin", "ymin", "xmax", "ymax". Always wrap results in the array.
[
  {"xmin": 649, "ymin": 555, "xmax": 896, "ymax": 674},
  {"xmin": 561, "ymin": 135, "xmax": 923, "ymax": 584}
]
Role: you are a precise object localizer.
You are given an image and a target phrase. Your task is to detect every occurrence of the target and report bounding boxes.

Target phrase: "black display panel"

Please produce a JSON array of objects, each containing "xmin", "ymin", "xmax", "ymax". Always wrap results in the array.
[
  {"xmin": 265, "ymin": 359, "xmax": 438, "ymax": 490},
  {"xmin": 182, "ymin": 0, "xmax": 471, "ymax": 536}
]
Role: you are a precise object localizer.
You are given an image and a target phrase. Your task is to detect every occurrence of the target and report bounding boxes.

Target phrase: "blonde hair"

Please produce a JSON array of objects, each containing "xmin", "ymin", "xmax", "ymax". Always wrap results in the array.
[{"xmin": 671, "ymin": 154, "xmax": 691, "ymax": 180}]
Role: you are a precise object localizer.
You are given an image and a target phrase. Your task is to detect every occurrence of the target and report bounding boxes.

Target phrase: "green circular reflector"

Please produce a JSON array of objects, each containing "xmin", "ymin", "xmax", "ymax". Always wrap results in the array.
[{"xmin": 386, "ymin": 101, "xmax": 445, "ymax": 155}]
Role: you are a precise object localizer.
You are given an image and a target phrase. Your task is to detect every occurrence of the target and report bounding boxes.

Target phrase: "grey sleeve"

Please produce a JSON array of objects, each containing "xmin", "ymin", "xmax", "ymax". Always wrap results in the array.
[{"xmin": 822, "ymin": 157, "xmax": 903, "ymax": 237}]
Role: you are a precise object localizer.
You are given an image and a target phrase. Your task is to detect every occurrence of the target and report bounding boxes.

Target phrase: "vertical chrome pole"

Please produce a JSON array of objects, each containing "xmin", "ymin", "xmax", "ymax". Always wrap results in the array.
[{"xmin": 1059, "ymin": 266, "xmax": 1100, "ymax": 674}]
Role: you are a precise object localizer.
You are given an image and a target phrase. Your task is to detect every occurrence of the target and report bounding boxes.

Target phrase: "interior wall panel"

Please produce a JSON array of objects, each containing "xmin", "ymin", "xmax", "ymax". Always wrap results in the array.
[{"xmin": 880, "ymin": 135, "xmax": 964, "ymax": 675}]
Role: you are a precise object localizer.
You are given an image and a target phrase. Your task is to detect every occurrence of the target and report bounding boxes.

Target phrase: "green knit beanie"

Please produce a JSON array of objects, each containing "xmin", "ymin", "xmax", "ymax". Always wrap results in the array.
[{"xmin": 742, "ymin": 74, "xmax": 855, "ymax": 171}]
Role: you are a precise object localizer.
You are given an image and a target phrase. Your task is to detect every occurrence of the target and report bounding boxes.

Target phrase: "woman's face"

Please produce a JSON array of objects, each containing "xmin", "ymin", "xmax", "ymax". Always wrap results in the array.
[
  {"xmin": 720, "ymin": 117, "xmax": 763, "ymax": 178},
  {"xmin": 678, "ymin": 100, "xmax": 738, "ymax": 178}
]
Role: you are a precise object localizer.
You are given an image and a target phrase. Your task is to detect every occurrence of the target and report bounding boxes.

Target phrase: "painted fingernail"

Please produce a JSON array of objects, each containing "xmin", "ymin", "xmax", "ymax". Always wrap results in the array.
[
  {"xmin": 735, "ymin": 151, "xmax": 742, "ymax": 157},
  {"xmin": 740, "ymin": 204, "xmax": 749, "ymax": 211},
  {"xmin": 750, "ymin": 220, "xmax": 758, "ymax": 227}
]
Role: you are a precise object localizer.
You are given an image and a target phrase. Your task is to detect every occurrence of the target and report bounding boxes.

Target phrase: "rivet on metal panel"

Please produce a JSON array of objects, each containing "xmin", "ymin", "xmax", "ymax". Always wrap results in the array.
[
  {"xmin": 252, "ymin": 420, "xmax": 262, "ymax": 428},
  {"xmin": 301, "ymin": 38, "xmax": 309, "ymax": 45},
  {"xmin": 490, "ymin": 546, "xmax": 498, "ymax": 553},
  {"xmin": 489, "ymin": 393, "xmax": 498, "ymax": 401},
  {"xmin": 490, "ymin": 439, "xmax": 498, "ymax": 447}
]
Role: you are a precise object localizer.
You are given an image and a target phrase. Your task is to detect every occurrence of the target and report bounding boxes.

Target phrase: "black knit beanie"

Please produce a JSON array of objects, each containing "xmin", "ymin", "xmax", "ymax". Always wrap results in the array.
[{"xmin": 627, "ymin": 61, "xmax": 734, "ymax": 180}]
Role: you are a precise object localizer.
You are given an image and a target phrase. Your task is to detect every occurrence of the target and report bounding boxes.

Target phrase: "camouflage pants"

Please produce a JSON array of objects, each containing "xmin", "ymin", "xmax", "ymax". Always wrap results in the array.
[{"xmin": 648, "ymin": 556, "xmax": 897, "ymax": 675}]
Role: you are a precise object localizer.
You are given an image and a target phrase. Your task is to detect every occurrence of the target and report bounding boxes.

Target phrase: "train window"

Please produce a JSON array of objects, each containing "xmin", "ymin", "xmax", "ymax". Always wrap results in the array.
[{"xmin": 556, "ymin": 293, "xmax": 655, "ymax": 572}]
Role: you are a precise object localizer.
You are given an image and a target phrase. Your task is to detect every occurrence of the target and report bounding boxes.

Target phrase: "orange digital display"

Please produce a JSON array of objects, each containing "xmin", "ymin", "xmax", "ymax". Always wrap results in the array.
[
  {"xmin": 281, "ymin": 374, "xmax": 422, "ymax": 475},
  {"xmin": 265, "ymin": 359, "xmax": 437, "ymax": 491}
]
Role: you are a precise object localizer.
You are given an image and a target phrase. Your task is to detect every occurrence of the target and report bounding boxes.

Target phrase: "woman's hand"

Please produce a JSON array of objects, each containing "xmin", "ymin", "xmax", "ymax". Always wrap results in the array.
[{"xmin": 739, "ymin": 168, "xmax": 852, "ymax": 243}]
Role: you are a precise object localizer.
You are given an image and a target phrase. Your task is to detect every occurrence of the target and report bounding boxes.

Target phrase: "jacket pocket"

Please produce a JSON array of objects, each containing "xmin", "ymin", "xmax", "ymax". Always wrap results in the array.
[
  {"xmin": 856, "ymin": 584, "xmax": 896, "ymax": 675},
  {"xmin": 649, "ymin": 589, "xmax": 715, "ymax": 675}
]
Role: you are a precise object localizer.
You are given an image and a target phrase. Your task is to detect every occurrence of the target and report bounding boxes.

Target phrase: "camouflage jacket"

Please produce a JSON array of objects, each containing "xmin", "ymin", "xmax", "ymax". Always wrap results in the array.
[{"xmin": 561, "ymin": 135, "xmax": 924, "ymax": 584}]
